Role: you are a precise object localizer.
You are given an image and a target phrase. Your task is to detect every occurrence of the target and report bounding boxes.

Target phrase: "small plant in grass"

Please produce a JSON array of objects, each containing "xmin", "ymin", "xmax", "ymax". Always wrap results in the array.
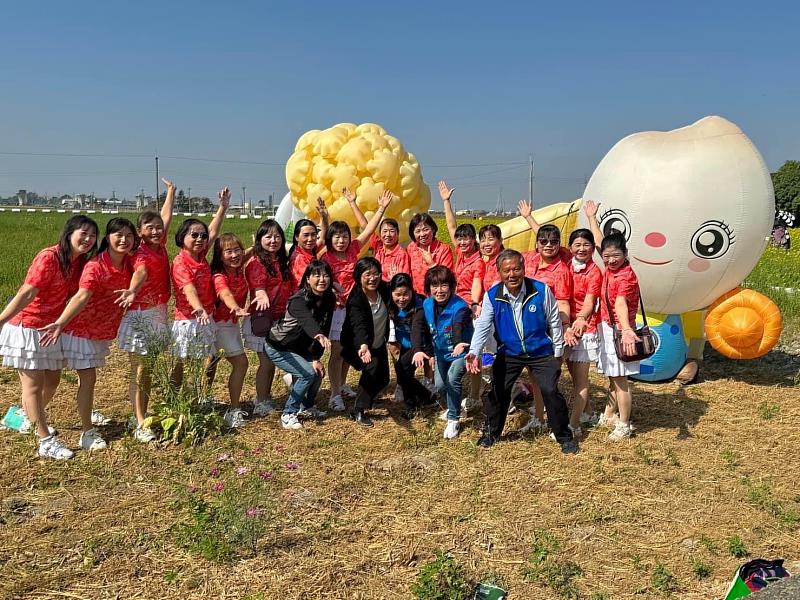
[
  {"xmin": 727, "ymin": 535, "xmax": 749, "ymax": 558},
  {"xmin": 758, "ymin": 401, "xmax": 780, "ymax": 420},
  {"xmin": 690, "ymin": 557, "xmax": 712, "ymax": 579},
  {"xmin": 522, "ymin": 530, "xmax": 582, "ymax": 599},
  {"xmin": 589, "ymin": 593, "xmax": 610, "ymax": 600},
  {"xmin": 411, "ymin": 551, "xmax": 471, "ymax": 600},
  {"xmin": 721, "ymin": 448, "xmax": 738, "ymax": 469},
  {"xmin": 650, "ymin": 561, "xmax": 678, "ymax": 594},
  {"xmin": 173, "ymin": 450, "xmax": 285, "ymax": 562},
  {"xmin": 664, "ymin": 447, "xmax": 680, "ymax": 467},
  {"xmin": 134, "ymin": 323, "xmax": 224, "ymax": 446},
  {"xmin": 741, "ymin": 478, "xmax": 800, "ymax": 526},
  {"xmin": 698, "ymin": 535, "xmax": 717, "ymax": 554}
]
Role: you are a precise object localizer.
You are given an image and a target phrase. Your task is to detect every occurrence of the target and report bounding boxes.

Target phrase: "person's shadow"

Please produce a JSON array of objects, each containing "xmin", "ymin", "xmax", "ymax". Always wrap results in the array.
[{"xmin": 701, "ymin": 347, "xmax": 798, "ymax": 387}]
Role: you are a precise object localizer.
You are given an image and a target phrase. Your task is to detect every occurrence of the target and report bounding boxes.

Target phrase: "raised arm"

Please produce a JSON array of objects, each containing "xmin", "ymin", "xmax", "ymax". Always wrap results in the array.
[
  {"xmin": 584, "ymin": 200, "xmax": 603, "ymax": 247},
  {"xmin": 37, "ymin": 289, "xmax": 93, "ymax": 346},
  {"xmin": 355, "ymin": 190, "xmax": 392, "ymax": 246},
  {"xmin": 160, "ymin": 177, "xmax": 177, "ymax": 235},
  {"xmin": 518, "ymin": 199, "xmax": 540, "ymax": 249},
  {"xmin": 208, "ymin": 187, "xmax": 230, "ymax": 249},
  {"xmin": 438, "ymin": 181, "xmax": 458, "ymax": 243},
  {"xmin": 343, "ymin": 188, "xmax": 368, "ymax": 229},
  {"xmin": 0, "ymin": 284, "xmax": 39, "ymax": 328},
  {"xmin": 316, "ymin": 197, "xmax": 329, "ymax": 251}
]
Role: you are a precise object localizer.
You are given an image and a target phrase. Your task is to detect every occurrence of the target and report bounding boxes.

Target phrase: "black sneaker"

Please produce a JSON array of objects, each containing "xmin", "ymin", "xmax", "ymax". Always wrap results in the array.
[
  {"xmin": 350, "ymin": 410, "xmax": 374, "ymax": 428},
  {"xmin": 477, "ymin": 433, "xmax": 498, "ymax": 448},
  {"xmin": 560, "ymin": 439, "xmax": 579, "ymax": 455}
]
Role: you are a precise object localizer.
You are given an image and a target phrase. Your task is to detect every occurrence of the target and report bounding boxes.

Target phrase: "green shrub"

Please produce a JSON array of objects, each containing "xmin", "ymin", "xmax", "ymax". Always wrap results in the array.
[{"xmin": 411, "ymin": 551, "xmax": 471, "ymax": 600}]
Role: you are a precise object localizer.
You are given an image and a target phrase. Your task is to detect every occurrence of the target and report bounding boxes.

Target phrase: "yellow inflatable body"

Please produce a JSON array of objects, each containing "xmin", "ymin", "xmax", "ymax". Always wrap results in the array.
[{"xmin": 286, "ymin": 123, "xmax": 431, "ymax": 243}]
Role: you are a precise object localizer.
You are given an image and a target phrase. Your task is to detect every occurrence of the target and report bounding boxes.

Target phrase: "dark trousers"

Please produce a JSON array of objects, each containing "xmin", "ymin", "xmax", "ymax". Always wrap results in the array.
[
  {"xmin": 487, "ymin": 353, "xmax": 572, "ymax": 442},
  {"xmin": 354, "ymin": 343, "xmax": 390, "ymax": 410},
  {"xmin": 394, "ymin": 348, "xmax": 434, "ymax": 408}
]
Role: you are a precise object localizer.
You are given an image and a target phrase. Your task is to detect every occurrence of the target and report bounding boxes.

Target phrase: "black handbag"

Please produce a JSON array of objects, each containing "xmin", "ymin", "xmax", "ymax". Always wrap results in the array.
[
  {"xmin": 250, "ymin": 286, "xmax": 282, "ymax": 338},
  {"xmin": 603, "ymin": 282, "xmax": 656, "ymax": 363}
]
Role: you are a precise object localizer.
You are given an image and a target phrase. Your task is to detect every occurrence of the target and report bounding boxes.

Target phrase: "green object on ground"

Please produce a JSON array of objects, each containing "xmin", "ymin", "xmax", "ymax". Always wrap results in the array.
[
  {"xmin": 474, "ymin": 583, "xmax": 507, "ymax": 600},
  {"xmin": 1, "ymin": 406, "xmax": 25, "ymax": 431}
]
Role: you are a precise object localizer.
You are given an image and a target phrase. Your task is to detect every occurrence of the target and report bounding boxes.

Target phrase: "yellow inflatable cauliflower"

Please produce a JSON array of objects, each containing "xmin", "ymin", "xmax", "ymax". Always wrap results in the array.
[{"xmin": 285, "ymin": 123, "xmax": 431, "ymax": 241}]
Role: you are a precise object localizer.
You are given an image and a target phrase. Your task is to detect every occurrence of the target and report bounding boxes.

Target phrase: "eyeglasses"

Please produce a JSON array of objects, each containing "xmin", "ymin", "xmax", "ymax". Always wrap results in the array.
[
  {"xmin": 537, "ymin": 238, "xmax": 559, "ymax": 246},
  {"xmin": 601, "ymin": 253, "xmax": 624, "ymax": 260},
  {"xmin": 189, "ymin": 231, "xmax": 209, "ymax": 240}
]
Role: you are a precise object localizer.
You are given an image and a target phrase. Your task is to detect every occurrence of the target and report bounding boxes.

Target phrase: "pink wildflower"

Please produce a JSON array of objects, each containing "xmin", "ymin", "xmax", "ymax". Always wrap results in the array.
[
  {"xmin": 259, "ymin": 470, "xmax": 273, "ymax": 481},
  {"xmin": 285, "ymin": 461, "xmax": 299, "ymax": 471},
  {"xmin": 217, "ymin": 452, "xmax": 231, "ymax": 462},
  {"xmin": 235, "ymin": 466, "xmax": 249, "ymax": 476},
  {"xmin": 245, "ymin": 506, "xmax": 260, "ymax": 518},
  {"xmin": 209, "ymin": 467, "xmax": 220, "ymax": 477},
  {"xmin": 212, "ymin": 481, "xmax": 225, "ymax": 493}
]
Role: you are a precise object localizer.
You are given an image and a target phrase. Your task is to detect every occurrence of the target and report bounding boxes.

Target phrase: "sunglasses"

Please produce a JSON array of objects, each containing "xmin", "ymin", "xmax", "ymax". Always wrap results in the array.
[
  {"xmin": 537, "ymin": 238, "xmax": 560, "ymax": 246},
  {"xmin": 189, "ymin": 231, "xmax": 209, "ymax": 240}
]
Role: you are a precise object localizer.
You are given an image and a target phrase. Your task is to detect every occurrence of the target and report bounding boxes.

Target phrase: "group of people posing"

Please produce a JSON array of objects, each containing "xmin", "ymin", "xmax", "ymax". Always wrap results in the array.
[{"xmin": 0, "ymin": 178, "xmax": 643, "ymax": 460}]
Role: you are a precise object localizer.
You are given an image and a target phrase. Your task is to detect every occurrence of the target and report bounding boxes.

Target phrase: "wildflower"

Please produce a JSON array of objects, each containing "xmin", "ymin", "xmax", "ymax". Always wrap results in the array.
[
  {"xmin": 209, "ymin": 467, "xmax": 220, "ymax": 477},
  {"xmin": 235, "ymin": 466, "xmax": 249, "ymax": 476},
  {"xmin": 252, "ymin": 447, "xmax": 264, "ymax": 455},
  {"xmin": 259, "ymin": 470, "xmax": 273, "ymax": 481},
  {"xmin": 188, "ymin": 485, "xmax": 199, "ymax": 494},
  {"xmin": 285, "ymin": 461, "xmax": 299, "ymax": 471},
  {"xmin": 245, "ymin": 506, "xmax": 260, "ymax": 518},
  {"xmin": 212, "ymin": 481, "xmax": 225, "ymax": 493},
  {"xmin": 217, "ymin": 452, "xmax": 231, "ymax": 462}
]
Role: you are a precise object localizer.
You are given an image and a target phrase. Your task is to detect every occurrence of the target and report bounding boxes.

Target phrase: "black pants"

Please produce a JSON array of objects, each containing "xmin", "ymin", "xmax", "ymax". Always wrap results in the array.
[
  {"xmin": 487, "ymin": 353, "xmax": 572, "ymax": 442},
  {"xmin": 394, "ymin": 347, "xmax": 434, "ymax": 409},
  {"xmin": 354, "ymin": 343, "xmax": 390, "ymax": 410}
]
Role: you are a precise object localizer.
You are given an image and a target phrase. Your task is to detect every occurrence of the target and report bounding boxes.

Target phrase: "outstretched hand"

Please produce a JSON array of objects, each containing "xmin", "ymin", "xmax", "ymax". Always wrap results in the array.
[
  {"xmin": 583, "ymin": 199, "xmax": 600, "ymax": 218},
  {"xmin": 412, "ymin": 351, "xmax": 430, "ymax": 368},
  {"xmin": 342, "ymin": 188, "xmax": 356, "ymax": 203},
  {"xmin": 452, "ymin": 342, "xmax": 469, "ymax": 357},
  {"xmin": 218, "ymin": 187, "xmax": 231, "ymax": 210},
  {"xmin": 518, "ymin": 199, "xmax": 532, "ymax": 218},
  {"xmin": 316, "ymin": 197, "xmax": 328, "ymax": 219},
  {"xmin": 465, "ymin": 353, "xmax": 481, "ymax": 374},
  {"xmin": 377, "ymin": 190, "xmax": 393, "ymax": 210},
  {"xmin": 161, "ymin": 177, "xmax": 176, "ymax": 190},
  {"xmin": 193, "ymin": 308, "xmax": 210, "ymax": 325},
  {"xmin": 114, "ymin": 288, "xmax": 136, "ymax": 309},
  {"xmin": 438, "ymin": 180, "xmax": 454, "ymax": 202},
  {"xmin": 37, "ymin": 322, "xmax": 63, "ymax": 347}
]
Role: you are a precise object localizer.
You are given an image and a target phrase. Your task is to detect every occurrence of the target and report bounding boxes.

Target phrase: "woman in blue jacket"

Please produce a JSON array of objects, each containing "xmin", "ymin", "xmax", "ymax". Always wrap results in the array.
[{"xmin": 412, "ymin": 266, "xmax": 473, "ymax": 440}]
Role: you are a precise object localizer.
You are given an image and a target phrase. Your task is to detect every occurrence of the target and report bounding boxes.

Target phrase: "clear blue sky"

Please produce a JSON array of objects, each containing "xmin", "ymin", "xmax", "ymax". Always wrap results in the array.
[{"xmin": 2, "ymin": 1, "xmax": 798, "ymax": 210}]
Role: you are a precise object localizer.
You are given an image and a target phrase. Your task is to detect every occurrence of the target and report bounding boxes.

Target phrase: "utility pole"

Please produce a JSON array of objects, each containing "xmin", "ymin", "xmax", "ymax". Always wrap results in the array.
[
  {"xmin": 155, "ymin": 156, "xmax": 160, "ymax": 210},
  {"xmin": 529, "ymin": 155, "xmax": 534, "ymax": 206},
  {"xmin": 242, "ymin": 186, "xmax": 247, "ymax": 214},
  {"xmin": 188, "ymin": 186, "xmax": 192, "ymax": 214}
]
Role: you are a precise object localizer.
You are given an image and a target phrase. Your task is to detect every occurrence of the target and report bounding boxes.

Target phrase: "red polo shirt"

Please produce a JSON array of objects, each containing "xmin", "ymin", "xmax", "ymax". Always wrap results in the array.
[
  {"xmin": 245, "ymin": 256, "xmax": 292, "ymax": 320},
  {"xmin": 130, "ymin": 239, "xmax": 170, "ymax": 310},
  {"xmin": 172, "ymin": 249, "xmax": 215, "ymax": 320},
  {"xmin": 371, "ymin": 235, "xmax": 411, "ymax": 282},
  {"xmin": 322, "ymin": 239, "xmax": 362, "ymax": 306},
  {"xmin": 213, "ymin": 269, "xmax": 249, "ymax": 323},
  {"xmin": 455, "ymin": 249, "xmax": 485, "ymax": 305},
  {"xmin": 523, "ymin": 252, "xmax": 572, "ymax": 300},
  {"xmin": 288, "ymin": 246, "xmax": 316, "ymax": 293},
  {"xmin": 407, "ymin": 239, "xmax": 454, "ymax": 295},
  {"xmin": 570, "ymin": 260, "xmax": 602, "ymax": 333},
  {"xmin": 600, "ymin": 262, "xmax": 640, "ymax": 329}
]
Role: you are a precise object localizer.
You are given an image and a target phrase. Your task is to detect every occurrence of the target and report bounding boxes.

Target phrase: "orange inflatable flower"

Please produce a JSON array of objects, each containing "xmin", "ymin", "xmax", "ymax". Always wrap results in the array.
[{"xmin": 704, "ymin": 287, "xmax": 782, "ymax": 359}]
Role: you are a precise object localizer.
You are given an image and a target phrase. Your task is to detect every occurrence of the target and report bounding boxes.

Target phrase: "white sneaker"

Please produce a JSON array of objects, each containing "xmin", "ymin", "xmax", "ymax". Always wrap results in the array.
[
  {"xmin": 394, "ymin": 386, "xmax": 404, "ymax": 404},
  {"xmin": 282, "ymin": 372, "xmax": 293, "ymax": 389},
  {"xmin": 340, "ymin": 384, "xmax": 357, "ymax": 398},
  {"xmin": 38, "ymin": 435, "xmax": 74, "ymax": 460},
  {"xmin": 520, "ymin": 416, "xmax": 545, "ymax": 434},
  {"xmin": 462, "ymin": 397, "xmax": 481, "ymax": 413},
  {"xmin": 328, "ymin": 395, "xmax": 346, "ymax": 412},
  {"xmin": 80, "ymin": 428, "xmax": 107, "ymax": 451},
  {"xmin": 280, "ymin": 413, "xmax": 303, "ymax": 430},
  {"xmin": 609, "ymin": 422, "xmax": 634, "ymax": 441},
  {"xmin": 128, "ymin": 413, "xmax": 152, "ymax": 429},
  {"xmin": 134, "ymin": 425, "xmax": 157, "ymax": 443},
  {"xmin": 18, "ymin": 416, "xmax": 56, "ymax": 436},
  {"xmin": 252, "ymin": 399, "xmax": 275, "ymax": 416},
  {"xmin": 570, "ymin": 424, "xmax": 583, "ymax": 438},
  {"xmin": 580, "ymin": 411, "xmax": 601, "ymax": 426},
  {"xmin": 596, "ymin": 413, "xmax": 619, "ymax": 428},
  {"xmin": 443, "ymin": 419, "xmax": 460, "ymax": 439},
  {"xmin": 297, "ymin": 406, "xmax": 327, "ymax": 419},
  {"xmin": 91, "ymin": 410, "xmax": 111, "ymax": 426},
  {"xmin": 223, "ymin": 408, "xmax": 248, "ymax": 428}
]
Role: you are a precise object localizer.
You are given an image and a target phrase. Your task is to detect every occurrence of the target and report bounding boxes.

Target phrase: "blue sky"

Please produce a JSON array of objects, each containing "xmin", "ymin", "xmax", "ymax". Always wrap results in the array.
[{"xmin": 1, "ymin": 1, "xmax": 798, "ymax": 210}]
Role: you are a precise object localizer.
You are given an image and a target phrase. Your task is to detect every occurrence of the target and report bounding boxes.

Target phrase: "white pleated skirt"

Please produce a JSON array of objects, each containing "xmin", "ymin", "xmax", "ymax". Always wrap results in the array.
[
  {"xmin": 0, "ymin": 323, "xmax": 65, "ymax": 370},
  {"xmin": 565, "ymin": 331, "xmax": 599, "ymax": 364},
  {"xmin": 215, "ymin": 321, "xmax": 245, "ymax": 357},
  {"xmin": 117, "ymin": 304, "xmax": 169, "ymax": 355},
  {"xmin": 597, "ymin": 321, "xmax": 640, "ymax": 377},
  {"xmin": 170, "ymin": 318, "xmax": 217, "ymax": 359},
  {"xmin": 62, "ymin": 333, "xmax": 112, "ymax": 370},
  {"xmin": 241, "ymin": 315, "xmax": 266, "ymax": 353}
]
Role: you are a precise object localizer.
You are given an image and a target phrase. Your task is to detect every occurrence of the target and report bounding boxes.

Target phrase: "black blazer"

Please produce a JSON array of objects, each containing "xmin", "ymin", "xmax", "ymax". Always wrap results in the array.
[
  {"xmin": 267, "ymin": 287, "xmax": 335, "ymax": 360},
  {"xmin": 341, "ymin": 282, "xmax": 390, "ymax": 369}
]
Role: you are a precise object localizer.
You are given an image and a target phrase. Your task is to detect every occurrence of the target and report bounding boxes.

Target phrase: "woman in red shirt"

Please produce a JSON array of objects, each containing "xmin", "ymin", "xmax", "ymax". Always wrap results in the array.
[
  {"xmin": 0, "ymin": 215, "xmax": 98, "ymax": 460},
  {"xmin": 208, "ymin": 233, "xmax": 250, "ymax": 429},
  {"xmin": 563, "ymin": 228, "xmax": 603, "ymax": 435},
  {"xmin": 287, "ymin": 198, "xmax": 329, "ymax": 291},
  {"xmin": 406, "ymin": 213, "xmax": 454, "ymax": 296},
  {"xmin": 322, "ymin": 190, "xmax": 391, "ymax": 413},
  {"xmin": 479, "ymin": 224, "xmax": 504, "ymax": 295},
  {"xmin": 170, "ymin": 189, "xmax": 229, "ymax": 384},
  {"xmin": 597, "ymin": 231, "xmax": 641, "ymax": 441},
  {"xmin": 243, "ymin": 219, "xmax": 292, "ymax": 416},
  {"xmin": 115, "ymin": 177, "xmax": 176, "ymax": 443},
  {"xmin": 39, "ymin": 218, "xmax": 137, "ymax": 453}
]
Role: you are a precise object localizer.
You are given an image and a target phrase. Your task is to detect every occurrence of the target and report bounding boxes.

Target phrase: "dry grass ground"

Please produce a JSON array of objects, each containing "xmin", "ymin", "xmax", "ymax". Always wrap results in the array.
[{"xmin": 1, "ymin": 343, "xmax": 799, "ymax": 599}]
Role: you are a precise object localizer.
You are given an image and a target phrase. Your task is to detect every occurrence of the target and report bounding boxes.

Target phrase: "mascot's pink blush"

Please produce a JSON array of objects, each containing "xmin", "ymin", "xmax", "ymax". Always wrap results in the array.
[{"xmin": 688, "ymin": 258, "xmax": 710, "ymax": 272}]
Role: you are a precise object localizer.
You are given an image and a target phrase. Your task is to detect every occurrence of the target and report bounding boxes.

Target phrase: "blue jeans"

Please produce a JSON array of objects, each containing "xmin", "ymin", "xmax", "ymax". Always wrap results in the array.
[
  {"xmin": 264, "ymin": 343, "xmax": 321, "ymax": 415},
  {"xmin": 435, "ymin": 356, "xmax": 466, "ymax": 421}
]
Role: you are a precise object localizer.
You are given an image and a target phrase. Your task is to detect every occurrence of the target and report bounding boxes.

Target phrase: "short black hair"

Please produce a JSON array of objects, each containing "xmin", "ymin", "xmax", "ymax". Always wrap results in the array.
[
  {"xmin": 536, "ymin": 224, "xmax": 561, "ymax": 243},
  {"xmin": 353, "ymin": 257, "xmax": 381, "ymax": 290},
  {"xmin": 600, "ymin": 231, "xmax": 628, "ymax": 255},
  {"xmin": 569, "ymin": 228, "xmax": 595, "ymax": 246},
  {"xmin": 380, "ymin": 218, "xmax": 400, "ymax": 233},
  {"xmin": 99, "ymin": 217, "xmax": 138, "ymax": 254},
  {"xmin": 175, "ymin": 218, "xmax": 208, "ymax": 248},
  {"xmin": 325, "ymin": 221, "xmax": 352, "ymax": 250},
  {"xmin": 408, "ymin": 213, "xmax": 438, "ymax": 242},
  {"xmin": 424, "ymin": 265, "xmax": 456, "ymax": 296}
]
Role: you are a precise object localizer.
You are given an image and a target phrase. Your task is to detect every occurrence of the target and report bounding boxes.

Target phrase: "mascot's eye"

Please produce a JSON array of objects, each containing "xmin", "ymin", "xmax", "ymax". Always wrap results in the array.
[
  {"xmin": 598, "ymin": 208, "xmax": 631, "ymax": 241},
  {"xmin": 690, "ymin": 220, "xmax": 735, "ymax": 259}
]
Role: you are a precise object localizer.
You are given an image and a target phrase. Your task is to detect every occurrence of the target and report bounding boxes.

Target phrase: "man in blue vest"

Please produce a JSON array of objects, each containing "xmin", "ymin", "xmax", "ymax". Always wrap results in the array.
[{"xmin": 466, "ymin": 249, "xmax": 577, "ymax": 453}]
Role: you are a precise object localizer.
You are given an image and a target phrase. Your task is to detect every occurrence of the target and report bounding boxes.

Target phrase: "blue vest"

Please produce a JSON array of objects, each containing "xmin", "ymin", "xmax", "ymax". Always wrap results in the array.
[
  {"xmin": 393, "ymin": 297, "xmax": 422, "ymax": 351},
  {"xmin": 423, "ymin": 294, "xmax": 474, "ymax": 362},
  {"xmin": 488, "ymin": 278, "xmax": 553, "ymax": 358}
]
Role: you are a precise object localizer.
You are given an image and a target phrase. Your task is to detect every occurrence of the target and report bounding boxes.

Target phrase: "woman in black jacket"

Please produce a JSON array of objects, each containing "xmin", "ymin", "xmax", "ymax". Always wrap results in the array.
[
  {"xmin": 341, "ymin": 257, "xmax": 390, "ymax": 427},
  {"xmin": 265, "ymin": 260, "xmax": 335, "ymax": 430}
]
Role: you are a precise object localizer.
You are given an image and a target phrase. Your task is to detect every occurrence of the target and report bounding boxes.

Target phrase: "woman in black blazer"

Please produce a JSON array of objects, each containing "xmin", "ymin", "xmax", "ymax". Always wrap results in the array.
[{"xmin": 341, "ymin": 257, "xmax": 391, "ymax": 427}]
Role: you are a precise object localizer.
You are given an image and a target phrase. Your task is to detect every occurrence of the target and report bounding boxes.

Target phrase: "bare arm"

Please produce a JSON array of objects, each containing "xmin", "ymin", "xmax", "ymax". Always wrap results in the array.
[
  {"xmin": 438, "ymin": 181, "xmax": 458, "ymax": 243},
  {"xmin": 183, "ymin": 283, "xmax": 210, "ymax": 325},
  {"xmin": 0, "ymin": 284, "xmax": 39, "ymax": 328},
  {"xmin": 584, "ymin": 200, "xmax": 603, "ymax": 247},
  {"xmin": 470, "ymin": 274, "xmax": 482, "ymax": 315},
  {"xmin": 355, "ymin": 191, "xmax": 392, "ymax": 246},
  {"xmin": 208, "ymin": 187, "xmax": 231, "ymax": 249},
  {"xmin": 316, "ymin": 197, "xmax": 329, "ymax": 251},
  {"xmin": 115, "ymin": 264, "xmax": 148, "ymax": 309},
  {"xmin": 37, "ymin": 289, "xmax": 93, "ymax": 346},
  {"xmin": 343, "ymin": 188, "xmax": 368, "ymax": 229},
  {"xmin": 517, "ymin": 199, "xmax": 540, "ymax": 250},
  {"xmin": 218, "ymin": 288, "xmax": 248, "ymax": 317},
  {"xmin": 160, "ymin": 177, "xmax": 176, "ymax": 235}
]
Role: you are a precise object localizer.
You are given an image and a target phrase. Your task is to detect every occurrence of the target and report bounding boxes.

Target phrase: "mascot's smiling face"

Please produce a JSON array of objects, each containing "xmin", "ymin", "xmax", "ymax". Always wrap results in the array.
[{"xmin": 579, "ymin": 116, "xmax": 774, "ymax": 314}]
